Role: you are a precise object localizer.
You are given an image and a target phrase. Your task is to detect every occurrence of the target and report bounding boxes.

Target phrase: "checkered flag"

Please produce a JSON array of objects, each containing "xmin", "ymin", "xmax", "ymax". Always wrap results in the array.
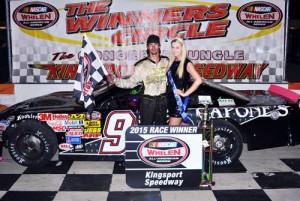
[{"xmin": 73, "ymin": 34, "xmax": 108, "ymax": 113}]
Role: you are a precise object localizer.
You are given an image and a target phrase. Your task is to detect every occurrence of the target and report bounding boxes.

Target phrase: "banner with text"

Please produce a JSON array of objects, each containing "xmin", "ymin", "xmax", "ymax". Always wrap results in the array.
[{"xmin": 9, "ymin": 0, "xmax": 286, "ymax": 83}]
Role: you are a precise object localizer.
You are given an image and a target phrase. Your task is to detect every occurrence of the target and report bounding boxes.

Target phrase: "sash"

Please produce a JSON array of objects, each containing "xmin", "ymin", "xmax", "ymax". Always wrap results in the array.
[{"xmin": 167, "ymin": 70, "xmax": 189, "ymax": 122}]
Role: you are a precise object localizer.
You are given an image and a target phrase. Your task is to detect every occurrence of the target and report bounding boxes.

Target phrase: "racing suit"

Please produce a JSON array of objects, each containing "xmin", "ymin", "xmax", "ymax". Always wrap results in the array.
[{"xmin": 115, "ymin": 56, "xmax": 169, "ymax": 125}]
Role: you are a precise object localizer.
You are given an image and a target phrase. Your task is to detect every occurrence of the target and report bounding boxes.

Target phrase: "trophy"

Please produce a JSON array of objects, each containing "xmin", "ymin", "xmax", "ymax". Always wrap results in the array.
[{"xmin": 197, "ymin": 97, "xmax": 215, "ymax": 187}]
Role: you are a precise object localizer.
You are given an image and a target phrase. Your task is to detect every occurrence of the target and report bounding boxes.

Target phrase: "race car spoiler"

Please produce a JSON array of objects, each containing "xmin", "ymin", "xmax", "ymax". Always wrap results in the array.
[{"xmin": 268, "ymin": 84, "xmax": 300, "ymax": 104}]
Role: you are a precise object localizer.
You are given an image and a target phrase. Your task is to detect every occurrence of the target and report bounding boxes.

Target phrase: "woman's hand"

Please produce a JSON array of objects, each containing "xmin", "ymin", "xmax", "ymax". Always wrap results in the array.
[{"xmin": 176, "ymin": 89, "xmax": 187, "ymax": 97}]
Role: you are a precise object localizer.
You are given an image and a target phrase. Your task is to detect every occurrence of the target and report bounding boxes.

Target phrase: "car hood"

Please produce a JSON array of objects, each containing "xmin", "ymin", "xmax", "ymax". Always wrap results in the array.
[
  {"xmin": 190, "ymin": 80, "xmax": 296, "ymax": 107},
  {"xmin": 0, "ymin": 91, "xmax": 83, "ymax": 117}
]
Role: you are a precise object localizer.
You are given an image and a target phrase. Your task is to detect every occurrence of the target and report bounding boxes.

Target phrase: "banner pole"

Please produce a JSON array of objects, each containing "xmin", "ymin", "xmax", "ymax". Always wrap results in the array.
[{"xmin": 5, "ymin": 0, "xmax": 12, "ymax": 83}]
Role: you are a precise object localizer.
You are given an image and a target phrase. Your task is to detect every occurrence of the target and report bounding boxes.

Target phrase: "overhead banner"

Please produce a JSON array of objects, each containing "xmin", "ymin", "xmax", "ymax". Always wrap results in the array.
[{"xmin": 9, "ymin": 0, "xmax": 286, "ymax": 83}]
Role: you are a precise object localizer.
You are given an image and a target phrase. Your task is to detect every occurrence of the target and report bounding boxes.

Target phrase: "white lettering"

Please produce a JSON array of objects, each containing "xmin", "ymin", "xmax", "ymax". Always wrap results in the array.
[{"xmin": 206, "ymin": 105, "xmax": 289, "ymax": 124}]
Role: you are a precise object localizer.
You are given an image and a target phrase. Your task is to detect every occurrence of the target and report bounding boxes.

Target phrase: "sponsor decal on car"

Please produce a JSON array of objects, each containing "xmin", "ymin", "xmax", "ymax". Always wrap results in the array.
[
  {"xmin": 38, "ymin": 113, "xmax": 51, "ymax": 121},
  {"xmin": 86, "ymin": 111, "xmax": 101, "ymax": 120},
  {"xmin": 64, "ymin": 120, "xmax": 84, "ymax": 127},
  {"xmin": 218, "ymin": 98, "xmax": 235, "ymax": 106},
  {"xmin": 46, "ymin": 120, "xmax": 67, "ymax": 132},
  {"xmin": 66, "ymin": 136, "xmax": 81, "ymax": 145},
  {"xmin": 59, "ymin": 143, "xmax": 73, "ymax": 150},
  {"xmin": 17, "ymin": 114, "xmax": 38, "ymax": 121},
  {"xmin": 53, "ymin": 114, "xmax": 69, "ymax": 120},
  {"xmin": 74, "ymin": 144, "xmax": 85, "ymax": 152},
  {"xmin": 69, "ymin": 113, "xmax": 86, "ymax": 120},
  {"xmin": 81, "ymin": 119, "xmax": 102, "ymax": 138},
  {"xmin": 84, "ymin": 127, "xmax": 101, "ymax": 133},
  {"xmin": 197, "ymin": 105, "xmax": 289, "ymax": 124},
  {"xmin": 38, "ymin": 113, "xmax": 68, "ymax": 121},
  {"xmin": 0, "ymin": 120, "xmax": 10, "ymax": 131},
  {"xmin": 82, "ymin": 133, "xmax": 101, "ymax": 139},
  {"xmin": 16, "ymin": 103, "xmax": 31, "ymax": 110},
  {"xmin": 197, "ymin": 95, "xmax": 212, "ymax": 105},
  {"xmin": 66, "ymin": 128, "xmax": 84, "ymax": 136},
  {"xmin": 84, "ymin": 120, "xmax": 101, "ymax": 127}
]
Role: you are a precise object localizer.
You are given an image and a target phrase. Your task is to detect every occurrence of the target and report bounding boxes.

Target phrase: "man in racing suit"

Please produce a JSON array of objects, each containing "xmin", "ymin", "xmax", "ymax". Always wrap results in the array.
[{"xmin": 114, "ymin": 35, "xmax": 169, "ymax": 125}]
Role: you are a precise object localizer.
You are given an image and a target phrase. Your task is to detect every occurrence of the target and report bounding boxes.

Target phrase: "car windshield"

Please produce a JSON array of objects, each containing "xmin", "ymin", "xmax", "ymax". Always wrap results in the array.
[{"xmin": 93, "ymin": 80, "xmax": 115, "ymax": 97}]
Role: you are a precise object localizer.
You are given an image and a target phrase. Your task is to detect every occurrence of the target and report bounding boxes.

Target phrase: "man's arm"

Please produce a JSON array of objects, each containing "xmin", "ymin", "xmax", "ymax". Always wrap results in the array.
[{"xmin": 114, "ymin": 66, "xmax": 142, "ymax": 89}]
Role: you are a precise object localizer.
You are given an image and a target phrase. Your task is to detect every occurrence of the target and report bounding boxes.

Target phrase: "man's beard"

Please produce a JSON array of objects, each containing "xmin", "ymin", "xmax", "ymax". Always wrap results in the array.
[{"xmin": 150, "ymin": 50, "xmax": 159, "ymax": 56}]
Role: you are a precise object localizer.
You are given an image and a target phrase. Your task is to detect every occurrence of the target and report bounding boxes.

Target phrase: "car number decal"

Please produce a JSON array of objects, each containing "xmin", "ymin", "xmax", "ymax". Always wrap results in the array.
[{"xmin": 99, "ymin": 110, "xmax": 137, "ymax": 154}]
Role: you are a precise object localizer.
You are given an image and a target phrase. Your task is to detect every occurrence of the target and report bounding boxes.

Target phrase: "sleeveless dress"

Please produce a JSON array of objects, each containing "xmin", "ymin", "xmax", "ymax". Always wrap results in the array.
[{"xmin": 166, "ymin": 58, "xmax": 191, "ymax": 117}]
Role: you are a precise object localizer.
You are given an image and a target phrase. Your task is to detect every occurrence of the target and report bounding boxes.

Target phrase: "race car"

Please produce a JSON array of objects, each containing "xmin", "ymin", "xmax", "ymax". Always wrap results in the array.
[{"xmin": 0, "ymin": 80, "xmax": 299, "ymax": 167}]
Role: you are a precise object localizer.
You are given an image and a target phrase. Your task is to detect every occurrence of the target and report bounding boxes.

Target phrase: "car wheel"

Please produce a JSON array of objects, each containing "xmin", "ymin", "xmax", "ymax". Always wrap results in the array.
[
  {"xmin": 205, "ymin": 119, "xmax": 243, "ymax": 166},
  {"xmin": 8, "ymin": 120, "xmax": 58, "ymax": 167}
]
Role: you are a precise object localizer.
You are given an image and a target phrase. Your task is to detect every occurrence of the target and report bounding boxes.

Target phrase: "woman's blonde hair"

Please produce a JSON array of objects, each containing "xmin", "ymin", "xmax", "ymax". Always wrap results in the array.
[{"xmin": 166, "ymin": 37, "xmax": 187, "ymax": 78}]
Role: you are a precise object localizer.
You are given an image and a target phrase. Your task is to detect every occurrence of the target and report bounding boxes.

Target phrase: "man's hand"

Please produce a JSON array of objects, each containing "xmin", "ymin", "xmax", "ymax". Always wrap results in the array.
[{"xmin": 106, "ymin": 74, "xmax": 116, "ymax": 84}]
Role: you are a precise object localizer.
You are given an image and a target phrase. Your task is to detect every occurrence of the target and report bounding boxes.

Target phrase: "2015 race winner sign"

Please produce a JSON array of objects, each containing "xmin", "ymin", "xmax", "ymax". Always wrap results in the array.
[{"xmin": 125, "ymin": 126, "xmax": 202, "ymax": 188}]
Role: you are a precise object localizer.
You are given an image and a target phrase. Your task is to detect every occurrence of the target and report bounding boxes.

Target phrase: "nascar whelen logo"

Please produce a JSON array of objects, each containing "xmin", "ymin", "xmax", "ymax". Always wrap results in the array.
[
  {"xmin": 138, "ymin": 137, "xmax": 189, "ymax": 167},
  {"xmin": 13, "ymin": 2, "xmax": 59, "ymax": 30},
  {"xmin": 237, "ymin": 1, "xmax": 282, "ymax": 30}
]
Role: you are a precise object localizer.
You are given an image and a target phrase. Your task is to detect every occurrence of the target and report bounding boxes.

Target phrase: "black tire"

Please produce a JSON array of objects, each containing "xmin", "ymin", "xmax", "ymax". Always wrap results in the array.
[
  {"xmin": 8, "ymin": 120, "xmax": 58, "ymax": 167},
  {"xmin": 206, "ymin": 119, "xmax": 243, "ymax": 166}
]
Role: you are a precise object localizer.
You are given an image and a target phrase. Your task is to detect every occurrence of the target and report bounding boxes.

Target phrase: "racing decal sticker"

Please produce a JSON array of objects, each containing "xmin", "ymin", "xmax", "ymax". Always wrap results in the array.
[
  {"xmin": 69, "ymin": 113, "xmax": 86, "ymax": 120},
  {"xmin": 218, "ymin": 98, "xmax": 235, "ymax": 106},
  {"xmin": 0, "ymin": 120, "xmax": 10, "ymax": 131},
  {"xmin": 66, "ymin": 136, "xmax": 81, "ymax": 144},
  {"xmin": 13, "ymin": 2, "xmax": 59, "ymax": 30},
  {"xmin": 84, "ymin": 120, "xmax": 101, "ymax": 128},
  {"xmin": 83, "ymin": 120, "xmax": 101, "ymax": 138},
  {"xmin": 197, "ymin": 105, "xmax": 289, "ymax": 124},
  {"xmin": 86, "ymin": 111, "xmax": 101, "ymax": 120},
  {"xmin": 74, "ymin": 144, "xmax": 85, "ymax": 152},
  {"xmin": 137, "ymin": 137, "xmax": 189, "ymax": 167},
  {"xmin": 82, "ymin": 133, "xmax": 101, "ymax": 139},
  {"xmin": 59, "ymin": 143, "xmax": 73, "ymax": 150},
  {"xmin": 16, "ymin": 114, "xmax": 38, "ymax": 121},
  {"xmin": 46, "ymin": 120, "xmax": 67, "ymax": 132},
  {"xmin": 38, "ymin": 113, "xmax": 68, "ymax": 121},
  {"xmin": 198, "ymin": 95, "xmax": 212, "ymax": 103},
  {"xmin": 64, "ymin": 120, "xmax": 84, "ymax": 127},
  {"xmin": 52, "ymin": 114, "xmax": 69, "ymax": 120},
  {"xmin": 66, "ymin": 128, "xmax": 84, "ymax": 136},
  {"xmin": 84, "ymin": 127, "xmax": 101, "ymax": 134},
  {"xmin": 237, "ymin": 1, "xmax": 282, "ymax": 30}
]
